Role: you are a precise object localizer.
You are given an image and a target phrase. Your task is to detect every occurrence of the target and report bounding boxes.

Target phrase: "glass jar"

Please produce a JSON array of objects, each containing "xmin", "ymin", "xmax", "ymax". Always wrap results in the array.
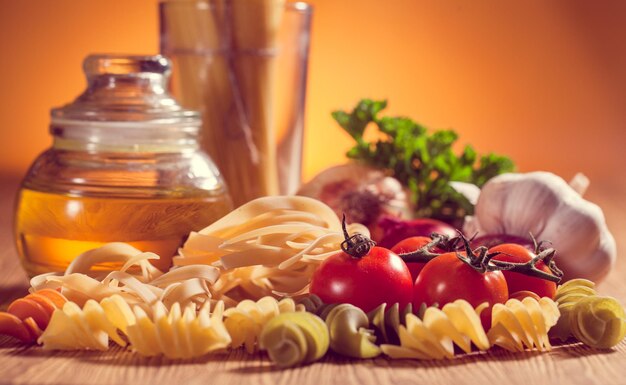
[{"xmin": 14, "ymin": 54, "xmax": 233, "ymax": 276}]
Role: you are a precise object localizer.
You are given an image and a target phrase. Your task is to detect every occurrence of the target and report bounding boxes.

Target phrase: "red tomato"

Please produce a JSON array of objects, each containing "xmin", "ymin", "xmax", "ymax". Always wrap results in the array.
[
  {"xmin": 391, "ymin": 236, "xmax": 443, "ymax": 282},
  {"xmin": 412, "ymin": 252, "xmax": 508, "ymax": 329},
  {"xmin": 310, "ymin": 246, "xmax": 413, "ymax": 312},
  {"xmin": 489, "ymin": 243, "xmax": 557, "ymax": 299}
]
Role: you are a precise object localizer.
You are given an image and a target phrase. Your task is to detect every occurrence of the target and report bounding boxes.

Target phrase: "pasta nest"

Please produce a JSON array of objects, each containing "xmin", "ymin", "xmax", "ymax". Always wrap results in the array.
[
  {"xmin": 174, "ymin": 196, "xmax": 369, "ymax": 302},
  {"xmin": 30, "ymin": 243, "xmax": 221, "ymax": 312},
  {"xmin": 39, "ymin": 294, "xmax": 231, "ymax": 359}
]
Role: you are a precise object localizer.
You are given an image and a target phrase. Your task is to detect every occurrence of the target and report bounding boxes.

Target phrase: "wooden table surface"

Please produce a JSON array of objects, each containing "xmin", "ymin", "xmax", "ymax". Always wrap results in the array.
[{"xmin": 1, "ymin": 175, "xmax": 625, "ymax": 385}]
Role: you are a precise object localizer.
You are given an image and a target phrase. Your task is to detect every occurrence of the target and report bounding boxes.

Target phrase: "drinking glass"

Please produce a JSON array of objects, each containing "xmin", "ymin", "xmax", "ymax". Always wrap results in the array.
[{"xmin": 160, "ymin": 0, "xmax": 313, "ymax": 206}]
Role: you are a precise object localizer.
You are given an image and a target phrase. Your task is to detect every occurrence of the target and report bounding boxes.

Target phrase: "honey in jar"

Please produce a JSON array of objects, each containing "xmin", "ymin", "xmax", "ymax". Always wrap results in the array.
[{"xmin": 14, "ymin": 55, "xmax": 233, "ymax": 276}]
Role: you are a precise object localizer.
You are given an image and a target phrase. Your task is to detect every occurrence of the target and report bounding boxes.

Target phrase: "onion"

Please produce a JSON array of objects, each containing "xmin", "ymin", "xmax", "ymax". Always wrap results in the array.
[
  {"xmin": 297, "ymin": 163, "xmax": 413, "ymax": 241},
  {"xmin": 376, "ymin": 216, "xmax": 457, "ymax": 249},
  {"xmin": 471, "ymin": 234, "xmax": 535, "ymax": 251}
]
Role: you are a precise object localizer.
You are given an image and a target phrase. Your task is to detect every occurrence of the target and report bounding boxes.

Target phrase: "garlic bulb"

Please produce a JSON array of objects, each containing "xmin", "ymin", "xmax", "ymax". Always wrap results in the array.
[{"xmin": 463, "ymin": 172, "xmax": 616, "ymax": 282}]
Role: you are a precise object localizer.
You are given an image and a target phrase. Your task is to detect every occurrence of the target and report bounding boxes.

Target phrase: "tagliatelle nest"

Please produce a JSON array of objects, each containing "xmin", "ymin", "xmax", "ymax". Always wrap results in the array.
[
  {"xmin": 173, "ymin": 196, "xmax": 369, "ymax": 302},
  {"xmin": 30, "ymin": 243, "xmax": 221, "ymax": 312}
]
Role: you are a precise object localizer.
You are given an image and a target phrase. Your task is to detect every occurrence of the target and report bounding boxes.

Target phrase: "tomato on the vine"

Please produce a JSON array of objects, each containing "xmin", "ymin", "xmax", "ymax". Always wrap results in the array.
[
  {"xmin": 391, "ymin": 236, "xmax": 443, "ymax": 282},
  {"xmin": 412, "ymin": 252, "xmax": 508, "ymax": 329},
  {"xmin": 310, "ymin": 228, "xmax": 413, "ymax": 312},
  {"xmin": 488, "ymin": 243, "xmax": 557, "ymax": 299}
]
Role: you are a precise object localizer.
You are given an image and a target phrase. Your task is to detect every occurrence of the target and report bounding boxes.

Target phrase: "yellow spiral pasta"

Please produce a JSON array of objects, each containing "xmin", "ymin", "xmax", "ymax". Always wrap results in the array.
[
  {"xmin": 223, "ymin": 296, "xmax": 303, "ymax": 353},
  {"xmin": 173, "ymin": 196, "xmax": 368, "ymax": 301},
  {"xmin": 487, "ymin": 297, "xmax": 559, "ymax": 352},
  {"xmin": 39, "ymin": 295, "xmax": 231, "ymax": 359},
  {"xmin": 381, "ymin": 300, "xmax": 490, "ymax": 360},
  {"xmin": 551, "ymin": 279, "xmax": 625, "ymax": 348},
  {"xmin": 259, "ymin": 312, "xmax": 329, "ymax": 368}
]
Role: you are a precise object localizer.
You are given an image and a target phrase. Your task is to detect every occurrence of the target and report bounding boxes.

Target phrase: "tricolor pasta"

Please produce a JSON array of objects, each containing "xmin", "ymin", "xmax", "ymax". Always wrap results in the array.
[
  {"xmin": 551, "ymin": 279, "xmax": 625, "ymax": 348},
  {"xmin": 223, "ymin": 296, "xmax": 303, "ymax": 353},
  {"xmin": 368, "ymin": 302, "xmax": 415, "ymax": 346},
  {"xmin": 320, "ymin": 303, "xmax": 380, "ymax": 358},
  {"xmin": 382, "ymin": 300, "xmax": 490, "ymax": 360},
  {"xmin": 259, "ymin": 312, "xmax": 329, "ymax": 368},
  {"xmin": 487, "ymin": 297, "xmax": 559, "ymax": 352}
]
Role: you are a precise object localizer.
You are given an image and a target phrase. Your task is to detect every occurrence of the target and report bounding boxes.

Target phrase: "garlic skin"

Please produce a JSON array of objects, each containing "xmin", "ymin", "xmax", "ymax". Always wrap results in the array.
[{"xmin": 464, "ymin": 172, "xmax": 616, "ymax": 282}]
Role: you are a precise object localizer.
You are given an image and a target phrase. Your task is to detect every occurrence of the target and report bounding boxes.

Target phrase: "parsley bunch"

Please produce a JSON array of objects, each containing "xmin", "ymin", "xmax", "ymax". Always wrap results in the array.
[{"xmin": 332, "ymin": 99, "xmax": 515, "ymax": 226}]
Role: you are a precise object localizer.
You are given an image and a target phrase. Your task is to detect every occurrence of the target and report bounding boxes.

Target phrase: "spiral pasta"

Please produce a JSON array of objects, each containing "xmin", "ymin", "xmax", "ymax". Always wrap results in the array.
[
  {"xmin": 381, "ymin": 300, "xmax": 490, "ymax": 360},
  {"xmin": 39, "ymin": 295, "xmax": 231, "ymax": 358},
  {"xmin": 223, "ymin": 296, "xmax": 303, "ymax": 353},
  {"xmin": 551, "ymin": 278, "xmax": 597, "ymax": 341},
  {"xmin": 30, "ymin": 243, "xmax": 221, "ymax": 311},
  {"xmin": 173, "ymin": 196, "xmax": 368, "ymax": 301},
  {"xmin": 368, "ymin": 302, "xmax": 414, "ymax": 346},
  {"xmin": 569, "ymin": 296, "xmax": 626, "ymax": 349},
  {"xmin": 296, "ymin": 295, "xmax": 380, "ymax": 358},
  {"xmin": 259, "ymin": 312, "xmax": 329, "ymax": 368},
  {"xmin": 323, "ymin": 304, "xmax": 380, "ymax": 358},
  {"xmin": 487, "ymin": 297, "xmax": 559, "ymax": 352},
  {"xmin": 551, "ymin": 279, "xmax": 625, "ymax": 348}
]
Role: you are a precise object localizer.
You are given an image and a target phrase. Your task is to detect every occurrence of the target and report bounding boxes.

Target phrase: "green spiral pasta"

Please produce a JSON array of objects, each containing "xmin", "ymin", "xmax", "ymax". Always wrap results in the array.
[
  {"xmin": 569, "ymin": 296, "xmax": 626, "ymax": 349},
  {"xmin": 299, "ymin": 294, "xmax": 400, "ymax": 358},
  {"xmin": 551, "ymin": 278, "xmax": 625, "ymax": 348},
  {"xmin": 324, "ymin": 304, "xmax": 381, "ymax": 358},
  {"xmin": 259, "ymin": 312, "xmax": 329, "ymax": 368},
  {"xmin": 551, "ymin": 278, "xmax": 597, "ymax": 342},
  {"xmin": 367, "ymin": 302, "xmax": 414, "ymax": 345}
]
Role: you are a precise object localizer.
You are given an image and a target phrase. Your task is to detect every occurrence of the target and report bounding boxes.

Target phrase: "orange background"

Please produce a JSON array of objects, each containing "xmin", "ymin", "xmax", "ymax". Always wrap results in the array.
[{"xmin": 1, "ymin": 0, "xmax": 625, "ymax": 187}]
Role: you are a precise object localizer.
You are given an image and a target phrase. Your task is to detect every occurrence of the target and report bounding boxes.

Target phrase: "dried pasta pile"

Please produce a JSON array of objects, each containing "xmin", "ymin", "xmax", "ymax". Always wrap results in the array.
[
  {"xmin": 174, "ymin": 196, "xmax": 368, "ymax": 301},
  {"xmin": 3, "ymin": 195, "xmax": 623, "ymax": 368},
  {"xmin": 39, "ymin": 295, "xmax": 231, "ymax": 358},
  {"xmin": 30, "ymin": 243, "xmax": 221, "ymax": 312}
]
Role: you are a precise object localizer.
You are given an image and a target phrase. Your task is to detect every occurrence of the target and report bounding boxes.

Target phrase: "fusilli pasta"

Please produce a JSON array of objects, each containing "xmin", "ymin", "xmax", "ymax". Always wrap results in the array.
[
  {"xmin": 259, "ymin": 312, "xmax": 329, "ymax": 368},
  {"xmin": 488, "ymin": 297, "xmax": 559, "ymax": 352},
  {"xmin": 381, "ymin": 300, "xmax": 490, "ymax": 360},
  {"xmin": 223, "ymin": 296, "xmax": 303, "ymax": 353},
  {"xmin": 39, "ymin": 295, "xmax": 231, "ymax": 358}
]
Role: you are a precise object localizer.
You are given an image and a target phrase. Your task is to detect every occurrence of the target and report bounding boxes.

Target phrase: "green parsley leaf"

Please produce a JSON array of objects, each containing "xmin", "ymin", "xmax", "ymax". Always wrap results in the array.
[{"xmin": 333, "ymin": 99, "xmax": 515, "ymax": 225}]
